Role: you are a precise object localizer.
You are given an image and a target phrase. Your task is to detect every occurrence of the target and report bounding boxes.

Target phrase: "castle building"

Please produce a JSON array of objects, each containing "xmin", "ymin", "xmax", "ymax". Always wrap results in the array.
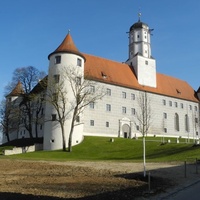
[{"xmin": 3, "ymin": 17, "xmax": 200, "ymax": 150}]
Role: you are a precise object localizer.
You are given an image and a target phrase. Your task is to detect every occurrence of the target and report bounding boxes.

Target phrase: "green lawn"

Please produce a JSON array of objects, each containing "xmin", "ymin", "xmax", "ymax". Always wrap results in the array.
[{"xmin": 0, "ymin": 136, "xmax": 200, "ymax": 162}]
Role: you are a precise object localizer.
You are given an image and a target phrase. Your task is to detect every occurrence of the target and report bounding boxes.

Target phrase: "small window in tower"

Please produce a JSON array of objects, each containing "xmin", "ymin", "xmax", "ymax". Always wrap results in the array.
[
  {"xmin": 54, "ymin": 74, "xmax": 60, "ymax": 83},
  {"xmin": 52, "ymin": 114, "xmax": 57, "ymax": 121},
  {"xmin": 137, "ymin": 35, "xmax": 140, "ymax": 38},
  {"xmin": 77, "ymin": 58, "xmax": 82, "ymax": 67},
  {"xmin": 145, "ymin": 60, "xmax": 148, "ymax": 65},
  {"xmin": 55, "ymin": 55, "xmax": 61, "ymax": 64}
]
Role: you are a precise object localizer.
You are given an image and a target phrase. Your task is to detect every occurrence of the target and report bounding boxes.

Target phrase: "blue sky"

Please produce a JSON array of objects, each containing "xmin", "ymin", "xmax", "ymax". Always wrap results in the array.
[{"xmin": 1, "ymin": 0, "xmax": 200, "ymax": 100}]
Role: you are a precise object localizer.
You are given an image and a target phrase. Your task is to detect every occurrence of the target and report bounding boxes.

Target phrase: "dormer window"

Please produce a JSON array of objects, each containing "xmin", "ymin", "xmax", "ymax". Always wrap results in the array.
[
  {"xmin": 101, "ymin": 71, "xmax": 107, "ymax": 78},
  {"xmin": 176, "ymin": 89, "xmax": 181, "ymax": 94},
  {"xmin": 55, "ymin": 55, "xmax": 61, "ymax": 64}
]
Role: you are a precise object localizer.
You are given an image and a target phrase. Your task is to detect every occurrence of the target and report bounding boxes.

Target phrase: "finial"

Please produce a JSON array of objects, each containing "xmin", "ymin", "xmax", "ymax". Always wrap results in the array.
[
  {"xmin": 68, "ymin": 29, "xmax": 70, "ymax": 34},
  {"xmin": 138, "ymin": 12, "xmax": 141, "ymax": 22}
]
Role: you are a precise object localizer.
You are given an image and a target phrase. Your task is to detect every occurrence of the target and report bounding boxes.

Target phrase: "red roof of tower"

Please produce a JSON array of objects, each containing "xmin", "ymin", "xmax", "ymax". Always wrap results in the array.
[
  {"xmin": 7, "ymin": 81, "xmax": 24, "ymax": 97},
  {"xmin": 48, "ymin": 32, "xmax": 85, "ymax": 60}
]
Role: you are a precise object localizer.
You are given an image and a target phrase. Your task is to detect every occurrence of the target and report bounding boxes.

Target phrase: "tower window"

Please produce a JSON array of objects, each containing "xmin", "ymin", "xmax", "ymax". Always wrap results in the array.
[
  {"xmin": 54, "ymin": 74, "xmax": 60, "ymax": 83},
  {"xmin": 137, "ymin": 35, "xmax": 140, "ymax": 38},
  {"xmin": 77, "ymin": 58, "xmax": 82, "ymax": 67},
  {"xmin": 52, "ymin": 114, "xmax": 57, "ymax": 121},
  {"xmin": 55, "ymin": 55, "xmax": 61, "ymax": 64},
  {"xmin": 76, "ymin": 116, "xmax": 80, "ymax": 122},
  {"xmin": 145, "ymin": 60, "xmax": 148, "ymax": 65},
  {"xmin": 106, "ymin": 122, "xmax": 109, "ymax": 127},
  {"xmin": 76, "ymin": 77, "xmax": 81, "ymax": 85}
]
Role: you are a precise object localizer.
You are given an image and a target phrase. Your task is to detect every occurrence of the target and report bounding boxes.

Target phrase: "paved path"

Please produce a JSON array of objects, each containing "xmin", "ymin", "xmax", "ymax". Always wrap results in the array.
[{"xmin": 162, "ymin": 180, "xmax": 200, "ymax": 200}]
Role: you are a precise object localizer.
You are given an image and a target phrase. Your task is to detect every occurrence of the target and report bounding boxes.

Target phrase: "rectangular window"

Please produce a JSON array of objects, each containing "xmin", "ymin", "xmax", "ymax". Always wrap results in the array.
[
  {"xmin": 90, "ymin": 85, "xmax": 95, "ymax": 93},
  {"xmin": 163, "ymin": 113, "xmax": 167, "ymax": 119},
  {"xmin": 76, "ymin": 116, "xmax": 80, "ymax": 122},
  {"xmin": 90, "ymin": 120, "xmax": 94, "ymax": 126},
  {"xmin": 106, "ymin": 104, "xmax": 111, "ymax": 112},
  {"xmin": 52, "ymin": 114, "xmax": 56, "ymax": 121},
  {"xmin": 189, "ymin": 105, "xmax": 192, "ymax": 110},
  {"xmin": 195, "ymin": 106, "xmax": 198, "ymax": 111},
  {"xmin": 122, "ymin": 92, "xmax": 126, "ymax": 99},
  {"xmin": 55, "ymin": 55, "xmax": 61, "ymax": 64},
  {"xmin": 175, "ymin": 102, "xmax": 178, "ymax": 108},
  {"xmin": 131, "ymin": 108, "xmax": 135, "ymax": 115},
  {"xmin": 131, "ymin": 93, "xmax": 135, "ymax": 100},
  {"xmin": 76, "ymin": 77, "xmax": 81, "ymax": 85},
  {"xmin": 106, "ymin": 88, "xmax": 111, "ymax": 96},
  {"xmin": 77, "ymin": 58, "xmax": 82, "ymax": 67},
  {"xmin": 106, "ymin": 121, "xmax": 109, "ymax": 127},
  {"xmin": 163, "ymin": 99, "xmax": 166, "ymax": 105},
  {"xmin": 145, "ymin": 60, "xmax": 148, "ymax": 65},
  {"xmin": 54, "ymin": 74, "xmax": 60, "ymax": 83},
  {"xmin": 169, "ymin": 101, "xmax": 172, "ymax": 107},
  {"xmin": 40, "ymin": 125, "xmax": 43, "ymax": 130},
  {"xmin": 122, "ymin": 106, "xmax": 126, "ymax": 114},
  {"xmin": 164, "ymin": 128, "xmax": 167, "ymax": 133},
  {"xmin": 89, "ymin": 102, "xmax": 94, "ymax": 109},
  {"xmin": 53, "ymin": 93, "xmax": 58, "ymax": 102},
  {"xmin": 181, "ymin": 103, "xmax": 184, "ymax": 109}
]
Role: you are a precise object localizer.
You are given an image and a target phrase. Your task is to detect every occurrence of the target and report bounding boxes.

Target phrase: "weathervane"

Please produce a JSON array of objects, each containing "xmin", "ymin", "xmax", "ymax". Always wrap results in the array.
[{"xmin": 138, "ymin": 12, "xmax": 142, "ymax": 22}]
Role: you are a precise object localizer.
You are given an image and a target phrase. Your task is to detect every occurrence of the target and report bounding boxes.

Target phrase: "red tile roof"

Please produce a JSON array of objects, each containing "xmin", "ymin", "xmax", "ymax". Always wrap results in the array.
[
  {"xmin": 83, "ymin": 53, "xmax": 198, "ymax": 102},
  {"xmin": 7, "ymin": 81, "xmax": 24, "ymax": 97},
  {"xmin": 48, "ymin": 32, "xmax": 85, "ymax": 60}
]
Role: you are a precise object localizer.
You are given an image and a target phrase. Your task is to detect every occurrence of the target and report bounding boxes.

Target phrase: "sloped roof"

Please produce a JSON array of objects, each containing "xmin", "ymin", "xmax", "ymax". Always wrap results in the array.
[
  {"xmin": 48, "ymin": 32, "xmax": 85, "ymax": 61},
  {"xmin": 7, "ymin": 81, "xmax": 24, "ymax": 97},
  {"xmin": 83, "ymin": 53, "xmax": 198, "ymax": 102}
]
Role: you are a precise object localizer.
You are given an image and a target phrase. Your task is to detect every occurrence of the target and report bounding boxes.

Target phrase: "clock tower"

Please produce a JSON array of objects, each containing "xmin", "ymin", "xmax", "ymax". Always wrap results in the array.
[{"xmin": 126, "ymin": 14, "xmax": 157, "ymax": 88}]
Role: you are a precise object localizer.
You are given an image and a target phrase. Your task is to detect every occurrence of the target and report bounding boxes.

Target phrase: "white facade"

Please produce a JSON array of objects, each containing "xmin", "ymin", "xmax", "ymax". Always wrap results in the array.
[{"xmin": 83, "ymin": 82, "xmax": 199, "ymax": 140}]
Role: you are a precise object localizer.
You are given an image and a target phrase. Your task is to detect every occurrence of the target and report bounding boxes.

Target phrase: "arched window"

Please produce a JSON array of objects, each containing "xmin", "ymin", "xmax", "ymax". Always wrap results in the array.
[
  {"xmin": 175, "ymin": 113, "xmax": 180, "ymax": 131},
  {"xmin": 185, "ymin": 114, "xmax": 189, "ymax": 132}
]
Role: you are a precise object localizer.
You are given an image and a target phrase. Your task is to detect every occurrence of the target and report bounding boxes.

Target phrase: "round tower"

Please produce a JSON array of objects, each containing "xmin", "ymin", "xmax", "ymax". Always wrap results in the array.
[{"xmin": 43, "ymin": 31, "xmax": 85, "ymax": 150}]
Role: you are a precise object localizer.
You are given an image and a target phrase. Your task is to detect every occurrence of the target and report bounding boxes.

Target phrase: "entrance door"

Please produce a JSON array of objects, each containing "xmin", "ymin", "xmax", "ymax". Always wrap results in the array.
[{"xmin": 122, "ymin": 124, "xmax": 130, "ymax": 138}]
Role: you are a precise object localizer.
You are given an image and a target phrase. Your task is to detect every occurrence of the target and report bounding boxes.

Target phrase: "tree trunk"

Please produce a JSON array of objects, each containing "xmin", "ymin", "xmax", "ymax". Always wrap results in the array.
[
  {"xmin": 68, "ymin": 107, "xmax": 77, "ymax": 152},
  {"xmin": 61, "ymin": 124, "xmax": 66, "ymax": 151}
]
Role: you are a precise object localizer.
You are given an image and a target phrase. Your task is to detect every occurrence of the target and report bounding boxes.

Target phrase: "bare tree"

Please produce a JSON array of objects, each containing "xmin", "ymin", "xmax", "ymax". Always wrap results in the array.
[
  {"xmin": 46, "ymin": 66, "xmax": 105, "ymax": 152},
  {"xmin": 135, "ymin": 91, "xmax": 152, "ymax": 177},
  {"xmin": 9, "ymin": 66, "xmax": 46, "ymax": 138},
  {"xmin": 0, "ymin": 99, "xmax": 21, "ymax": 142}
]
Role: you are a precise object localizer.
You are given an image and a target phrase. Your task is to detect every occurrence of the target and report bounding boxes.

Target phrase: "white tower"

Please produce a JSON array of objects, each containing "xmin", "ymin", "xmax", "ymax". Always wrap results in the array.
[
  {"xmin": 126, "ymin": 14, "xmax": 157, "ymax": 88},
  {"xmin": 43, "ymin": 31, "xmax": 85, "ymax": 150}
]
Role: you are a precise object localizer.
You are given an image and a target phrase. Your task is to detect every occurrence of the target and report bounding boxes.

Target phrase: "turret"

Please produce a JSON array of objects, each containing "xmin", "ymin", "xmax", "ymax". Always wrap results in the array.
[
  {"xmin": 6, "ymin": 81, "xmax": 24, "ymax": 102},
  {"xmin": 43, "ymin": 31, "xmax": 85, "ymax": 150}
]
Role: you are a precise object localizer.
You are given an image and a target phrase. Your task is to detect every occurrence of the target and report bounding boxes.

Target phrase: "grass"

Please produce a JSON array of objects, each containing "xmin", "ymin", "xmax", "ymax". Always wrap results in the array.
[{"xmin": 1, "ymin": 136, "xmax": 200, "ymax": 162}]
